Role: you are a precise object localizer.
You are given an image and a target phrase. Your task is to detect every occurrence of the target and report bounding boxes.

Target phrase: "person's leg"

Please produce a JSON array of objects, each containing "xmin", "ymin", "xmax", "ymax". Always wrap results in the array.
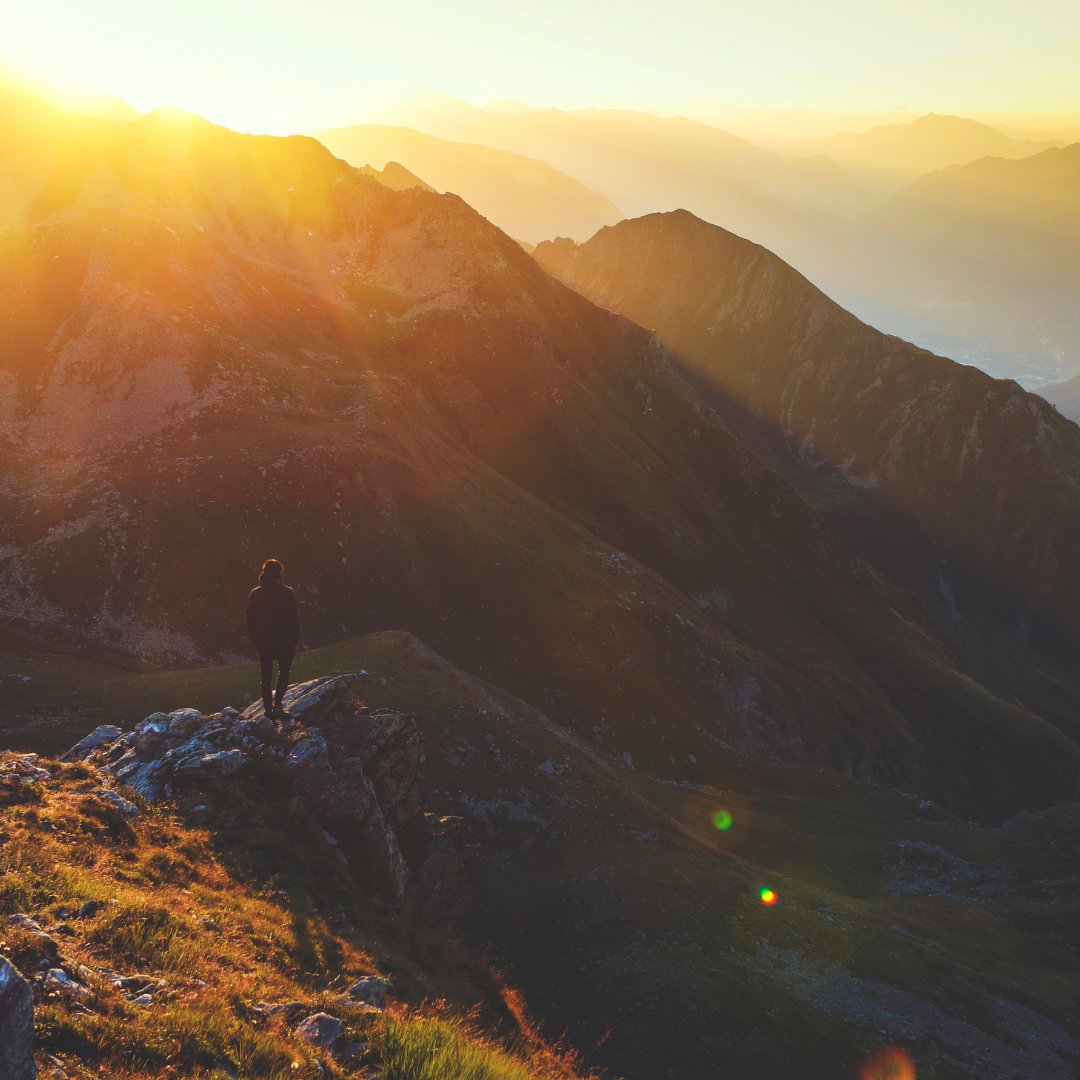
[
  {"xmin": 259, "ymin": 650, "xmax": 274, "ymax": 712},
  {"xmin": 273, "ymin": 652, "xmax": 292, "ymax": 709}
]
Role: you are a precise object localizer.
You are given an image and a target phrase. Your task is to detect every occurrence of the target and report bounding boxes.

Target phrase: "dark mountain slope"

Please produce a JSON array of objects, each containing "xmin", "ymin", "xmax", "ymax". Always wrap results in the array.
[
  {"xmin": 1, "ymin": 103, "xmax": 1078, "ymax": 819},
  {"xmin": 535, "ymin": 211, "xmax": 1080, "ymax": 741}
]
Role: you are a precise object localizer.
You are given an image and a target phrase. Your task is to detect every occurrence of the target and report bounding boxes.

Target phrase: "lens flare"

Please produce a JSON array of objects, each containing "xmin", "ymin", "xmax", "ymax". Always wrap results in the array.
[
  {"xmin": 759, "ymin": 887, "xmax": 778, "ymax": 906},
  {"xmin": 860, "ymin": 1046, "xmax": 916, "ymax": 1080},
  {"xmin": 711, "ymin": 809, "xmax": 733, "ymax": 831}
]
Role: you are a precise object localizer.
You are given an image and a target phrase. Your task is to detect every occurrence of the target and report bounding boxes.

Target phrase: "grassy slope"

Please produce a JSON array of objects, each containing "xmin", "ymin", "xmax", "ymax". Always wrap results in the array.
[{"xmin": 2, "ymin": 629, "xmax": 1077, "ymax": 1079}]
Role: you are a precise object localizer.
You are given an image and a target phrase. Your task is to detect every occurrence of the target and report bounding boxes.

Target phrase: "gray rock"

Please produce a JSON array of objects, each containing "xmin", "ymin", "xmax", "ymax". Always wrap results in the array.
[
  {"xmin": 295, "ymin": 1011, "xmax": 342, "ymax": 1050},
  {"xmin": 62, "ymin": 725, "xmax": 122, "ymax": 762},
  {"xmin": 285, "ymin": 731, "xmax": 329, "ymax": 773},
  {"xmin": 134, "ymin": 716, "xmax": 170, "ymax": 760},
  {"xmin": 93, "ymin": 788, "xmax": 141, "ymax": 821},
  {"xmin": 75, "ymin": 900, "xmax": 102, "ymax": 919},
  {"xmin": 42, "ymin": 968, "xmax": 88, "ymax": 998},
  {"xmin": 106, "ymin": 759, "xmax": 168, "ymax": 802},
  {"xmin": 260, "ymin": 1001, "xmax": 308, "ymax": 1021},
  {"xmin": 167, "ymin": 708, "xmax": 204, "ymax": 736},
  {"xmin": 0, "ymin": 956, "xmax": 35, "ymax": 1080},
  {"xmin": 7, "ymin": 915, "xmax": 43, "ymax": 933},
  {"xmin": 342, "ymin": 975, "xmax": 392, "ymax": 1009},
  {"xmin": 243, "ymin": 674, "xmax": 356, "ymax": 725},
  {"xmin": 0, "ymin": 756, "xmax": 52, "ymax": 783},
  {"xmin": 174, "ymin": 749, "xmax": 245, "ymax": 778}
]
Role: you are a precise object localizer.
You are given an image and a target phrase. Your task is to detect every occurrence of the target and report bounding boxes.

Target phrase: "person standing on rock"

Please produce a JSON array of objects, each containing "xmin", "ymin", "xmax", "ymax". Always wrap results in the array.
[{"xmin": 246, "ymin": 557, "xmax": 301, "ymax": 718}]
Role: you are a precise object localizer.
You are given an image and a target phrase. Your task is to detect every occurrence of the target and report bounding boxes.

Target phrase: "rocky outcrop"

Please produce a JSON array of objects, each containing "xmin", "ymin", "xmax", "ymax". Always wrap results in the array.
[
  {"xmin": 0, "ymin": 956, "xmax": 36, "ymax": 1080},
  {"xmin": 65, "ymin": 676, "xmax": 470, "ymax": 906}
]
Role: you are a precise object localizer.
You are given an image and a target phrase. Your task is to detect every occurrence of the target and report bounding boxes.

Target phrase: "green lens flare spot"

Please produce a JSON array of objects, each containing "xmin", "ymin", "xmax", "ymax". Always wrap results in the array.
[
  {"xmin": 711, "ymin": 809, "xmax": 733, "ymax": 831},
  {"xmin": 759, "ymin": 887, "xmax": 778, "ymax": 906}
]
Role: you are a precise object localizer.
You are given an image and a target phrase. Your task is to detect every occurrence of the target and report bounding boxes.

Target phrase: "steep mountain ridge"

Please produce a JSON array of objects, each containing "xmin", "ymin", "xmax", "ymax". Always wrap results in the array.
[
  {"xmin": 535, "ymin": 211, "xmax": 1080, "ymax": 742},
  {"xmin": 2, "ymin": 101, "xmax": 1078, "ymax": 825}
]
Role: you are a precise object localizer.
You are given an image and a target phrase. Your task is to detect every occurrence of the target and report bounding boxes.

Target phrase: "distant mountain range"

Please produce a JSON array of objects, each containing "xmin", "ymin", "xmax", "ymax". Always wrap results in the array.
[
  {"xmin": 361, "ymin": 93, "xmax": 851, "ymax": 269},
  {"xmin": 838, "ymin": 143, "xmax": 1080, "ymax": 385},
  {"xmin": 362, "ymin": 94, "xmax": 1080, "ymax": 384},
  {"xmin": 314, "ymin": 122, "xmax": 622, "ymax": 243},
  {"xmin": 787, "ymin": 112, "xmax": 1061, "ymax": 193}
]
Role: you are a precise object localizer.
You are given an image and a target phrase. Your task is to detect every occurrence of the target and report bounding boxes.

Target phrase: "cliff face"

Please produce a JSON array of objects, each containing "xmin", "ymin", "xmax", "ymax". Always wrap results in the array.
[
  {"xmin": 2, "ymin": 103, "xmax": 1079, "ymax": 820},
  {"xmin": 535, "ymin": 211, "xmax": 1080, "ymax": 738}
]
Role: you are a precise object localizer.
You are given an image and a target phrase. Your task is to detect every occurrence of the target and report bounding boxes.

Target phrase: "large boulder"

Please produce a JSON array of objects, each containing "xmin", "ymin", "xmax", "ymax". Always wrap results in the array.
[
  {"xmin": 0, "ymin": 956, "xmax": 36, "ymax": 1080},
  {"xmin": 61, "ymin": 725, "xmax": 122, "ymax": 762},
  {"xmin": 241, "ymin": 674, "xmax": 357, "ymax": 726},
  {"xmin": 295, "ymin": 1011, "xmax": 342, "ymax": 1050}
]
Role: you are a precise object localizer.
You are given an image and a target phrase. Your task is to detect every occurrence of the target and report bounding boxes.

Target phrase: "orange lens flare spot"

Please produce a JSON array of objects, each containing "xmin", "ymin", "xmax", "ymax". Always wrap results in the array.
[
  {"xmin": 758, "ymin": 887, "xmax": 778, "ymax": 906},
  {"xmin": 860, "ymin": 1047, "xmax": 916, "ymax": 1080},
  {"xmin": 711, "ymin": 809, "xmax": 733, "ymax": 831}
]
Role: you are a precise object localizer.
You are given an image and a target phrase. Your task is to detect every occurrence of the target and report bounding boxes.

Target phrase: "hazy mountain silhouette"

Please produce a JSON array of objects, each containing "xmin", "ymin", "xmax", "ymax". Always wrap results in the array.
[
  {"xmin": 834, "ymin": 143, "xmax": 1080, "ymax": 385},
  {"xmin": 366, "ymin": 93, "xmax": 1080, "ymax": 386},
  {"xmin": 363, "ymin": 92, "xmax": 851, "ymax": 269},
  {"xmin": 1040, "ymin": 372, "xmax": 1080, "ymax": 425},
  {"xmin": 788, "ymin": 112, "xmax": 1061, "ymax": 194},
  {"xmin": 314, "ymin": 122, "xmax": 622, "ymax": 243}
]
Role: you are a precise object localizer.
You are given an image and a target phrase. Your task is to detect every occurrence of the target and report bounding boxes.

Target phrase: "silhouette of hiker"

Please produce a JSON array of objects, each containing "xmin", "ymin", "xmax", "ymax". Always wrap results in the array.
[{"xmin": 246, "ymin": 557, "xmax": 301, "ymax": 718}]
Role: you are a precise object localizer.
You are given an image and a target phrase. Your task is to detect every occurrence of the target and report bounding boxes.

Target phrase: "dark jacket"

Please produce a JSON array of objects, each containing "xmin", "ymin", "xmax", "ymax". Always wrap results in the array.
[{"xmin": 246, "ymin": 572, "xmax": 300, "ymax": 655}]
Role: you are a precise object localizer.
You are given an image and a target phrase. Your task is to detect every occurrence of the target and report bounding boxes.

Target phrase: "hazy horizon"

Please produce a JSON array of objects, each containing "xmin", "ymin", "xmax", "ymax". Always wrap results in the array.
[{"xmin": 4, "ymin": 1, "xmax": 1080, "ymax": 140}]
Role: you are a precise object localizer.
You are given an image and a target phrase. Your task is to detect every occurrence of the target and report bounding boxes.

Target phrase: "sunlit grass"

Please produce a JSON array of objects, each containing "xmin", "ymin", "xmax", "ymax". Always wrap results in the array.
[{"xmin": 0, "ymin": 754, "xmax": 592, "ymax": 1079}]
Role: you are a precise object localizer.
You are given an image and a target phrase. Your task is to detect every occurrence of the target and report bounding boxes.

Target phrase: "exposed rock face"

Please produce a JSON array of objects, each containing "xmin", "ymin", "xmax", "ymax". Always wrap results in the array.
[
  {"xmin": 0, "ymin": 956, "xmax": 36, "ymax": 1080},
  {"xmin": 65, "ymin": 675, "xmax": 468, "ymax": 905}
]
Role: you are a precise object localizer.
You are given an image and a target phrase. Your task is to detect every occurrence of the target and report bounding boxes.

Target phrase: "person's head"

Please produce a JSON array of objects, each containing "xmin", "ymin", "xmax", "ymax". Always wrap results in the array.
[{"xmin": 260, "ymin": 557, "xmax": 284, "ymax": 581}]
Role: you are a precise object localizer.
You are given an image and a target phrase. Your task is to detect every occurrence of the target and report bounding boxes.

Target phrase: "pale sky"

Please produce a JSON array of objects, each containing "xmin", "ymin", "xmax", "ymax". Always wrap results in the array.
[{"xmin": 4, "ymin": 0, "xmax": 1080, "ymax": 133}]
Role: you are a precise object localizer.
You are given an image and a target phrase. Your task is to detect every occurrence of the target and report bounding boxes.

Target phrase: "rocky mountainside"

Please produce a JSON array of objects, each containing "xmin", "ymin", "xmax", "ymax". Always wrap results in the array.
[
  {"xmin": 535, "ymin": 210, "xmax": 1080, "ymax": 746},
  {"xmin": 2, "ymin": 99, "xmax": 1080, "ymax": 825},
  {"xmin": 3, "ymin": 638, "xmax": 1078, "ymax": 1080},
  {"xmin": 314, "ymin": 123, "xmax": 622, "ymax": 243}
]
